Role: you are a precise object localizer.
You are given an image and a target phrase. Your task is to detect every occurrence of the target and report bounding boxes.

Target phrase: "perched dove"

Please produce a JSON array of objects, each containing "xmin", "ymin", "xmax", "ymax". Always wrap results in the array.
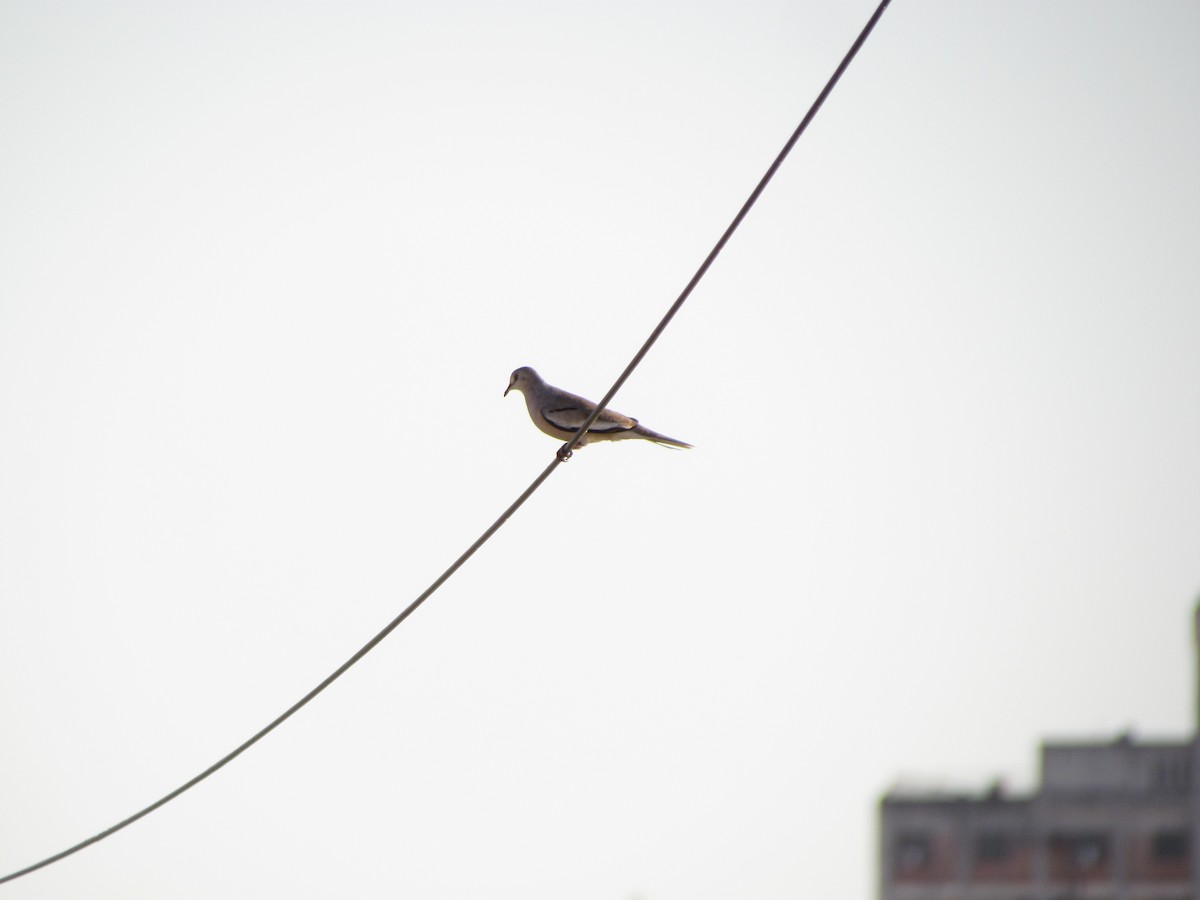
[{"xmin": 504, "ymin": 366, "xmax": 692, "ymax": 451}]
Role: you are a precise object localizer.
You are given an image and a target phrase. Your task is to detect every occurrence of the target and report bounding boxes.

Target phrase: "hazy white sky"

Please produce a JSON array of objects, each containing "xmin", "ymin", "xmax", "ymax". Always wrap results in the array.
[{"xmin": 2, "ymin": 1, "xmax": 1198, "ymax": 898}]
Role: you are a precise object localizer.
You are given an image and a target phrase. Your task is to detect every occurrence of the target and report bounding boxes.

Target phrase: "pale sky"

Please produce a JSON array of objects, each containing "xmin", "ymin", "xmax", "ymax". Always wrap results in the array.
[{"xmin": 2, "ymin": 1, "xmax": 1199, "ymax": 898}]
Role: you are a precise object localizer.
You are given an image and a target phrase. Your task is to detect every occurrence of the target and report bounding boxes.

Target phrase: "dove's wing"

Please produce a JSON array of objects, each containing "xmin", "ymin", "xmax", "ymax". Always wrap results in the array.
[{"xmin": 540, "ymin": 389, "xmax": 638, "ymax": 436}]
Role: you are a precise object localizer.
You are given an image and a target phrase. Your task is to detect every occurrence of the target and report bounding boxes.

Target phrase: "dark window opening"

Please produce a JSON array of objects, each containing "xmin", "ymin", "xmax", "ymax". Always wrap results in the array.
[
  {"xmin": 895, "ymin": 833, "xmax": 931, "ymax": 873},
  {"xmin": 1152, "ymin": 829, "xmax": 1189, "ymax": 861},
  {"xmin": 1050, "ymin": 832, "xmax": 1109, "ymax": 872},
  {"xmin": 975, "ymin": 832, "xmax": 1013, "ymax": 862}
]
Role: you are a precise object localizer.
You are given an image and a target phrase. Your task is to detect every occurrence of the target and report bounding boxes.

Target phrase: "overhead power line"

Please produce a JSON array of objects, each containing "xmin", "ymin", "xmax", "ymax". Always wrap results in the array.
[{"xmin": 0, "ymin": 0, "xmax": 891, "ymax": 885}]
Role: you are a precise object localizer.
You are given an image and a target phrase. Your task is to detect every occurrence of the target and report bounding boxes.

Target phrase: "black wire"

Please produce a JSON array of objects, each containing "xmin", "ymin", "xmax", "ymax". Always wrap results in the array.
[
  {"xmin": 559, "ymin": 0, "xmax": 893, "ymax": 457},
  {"xmin": 0, "ymin": 459, "xmax": 560, "ymax": 885},
  {"xmin": 0, "ymin": 0, "xmax": 891, "ymax": 885}
]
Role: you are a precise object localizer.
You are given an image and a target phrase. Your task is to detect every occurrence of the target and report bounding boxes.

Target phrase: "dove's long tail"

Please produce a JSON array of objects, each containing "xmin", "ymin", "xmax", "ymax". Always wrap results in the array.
[{"xmin": 633, "ymin": 425, "xmax": 693, "ymax": 449}]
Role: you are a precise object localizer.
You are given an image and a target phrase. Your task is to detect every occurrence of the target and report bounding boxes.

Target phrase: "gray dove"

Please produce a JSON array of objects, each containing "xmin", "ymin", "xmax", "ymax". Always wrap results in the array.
[{"xmin": 504, "ymin": 366, "xmax": 692, "ymax": 450}]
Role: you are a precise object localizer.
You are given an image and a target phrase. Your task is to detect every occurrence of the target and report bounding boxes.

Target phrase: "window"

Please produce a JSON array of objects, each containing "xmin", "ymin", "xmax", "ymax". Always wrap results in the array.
[
  {"xmin": 1152, "ymin": 829, "xmax": 1188, "ymax": 861},
  {"xmin": 1151, "ymin": 756, "xmax": 1191, "ymax": 792},
  {"xmin": 1048, "ymin": 832, "xmax": 1109, "ymax": 875},
  {"xmin": 975, "ymin": 832, "xmax": 1013, "ymax": 862},
  {"xmin": 1072, "ymin": 835, "xmax": 1105, "ymax": 870},
  {"xmin": 895, "ymin": 833, "xmax": 931, "ymax": 873}
]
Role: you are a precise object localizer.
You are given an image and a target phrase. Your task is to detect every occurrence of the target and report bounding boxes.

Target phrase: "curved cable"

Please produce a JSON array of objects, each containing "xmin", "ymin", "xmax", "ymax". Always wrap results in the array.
[
  {"xmin": 0, "ymin": 0, "xmax": 891, "ymax": 884},
  {"xmin": 0, "ymin": 459, "xmax": 562, "ymax": 885},
  {"xmin": 558, "ymin": 0, "xmax": 893, "ymax": 457}
]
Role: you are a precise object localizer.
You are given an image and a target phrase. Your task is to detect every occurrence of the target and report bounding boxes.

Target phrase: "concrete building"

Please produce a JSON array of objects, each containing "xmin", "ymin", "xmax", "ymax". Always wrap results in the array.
[{"xmin": 879, "ymin": 608, "xmax": 1199, "ymax": 900}]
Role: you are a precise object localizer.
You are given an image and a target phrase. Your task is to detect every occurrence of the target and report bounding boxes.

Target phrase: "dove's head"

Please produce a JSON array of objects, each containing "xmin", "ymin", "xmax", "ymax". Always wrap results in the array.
[{"xmin": 504, "ymin": 366, "xmax": 540, "ymax": 397}]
